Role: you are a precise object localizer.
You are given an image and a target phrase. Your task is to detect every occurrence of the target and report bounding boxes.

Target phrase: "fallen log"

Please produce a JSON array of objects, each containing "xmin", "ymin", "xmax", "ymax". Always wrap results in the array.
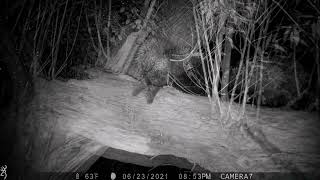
[{"xmin": 9, "ymin": 69, "xmax": 320, "ymax": 178}]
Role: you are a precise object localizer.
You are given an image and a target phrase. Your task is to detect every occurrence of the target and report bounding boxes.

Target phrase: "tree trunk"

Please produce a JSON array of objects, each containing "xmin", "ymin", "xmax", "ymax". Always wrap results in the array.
[
  {"xmin": 221, "ymin": 35, "xmax": 232, "ymax": 101},
  {"xmin": 105, "ymin": 0, "xmax": 156, "ymax": 74},
  {"xmin": 293, "ymin": 45, "xmax": 301, "ymax": 97},
  {"xmin": 143, "ymin": 0, "xmax": 151, "ymax": 16},
  {"xmin": 316, "ymin": 40, "xmax": 320, "ymax": 114}
]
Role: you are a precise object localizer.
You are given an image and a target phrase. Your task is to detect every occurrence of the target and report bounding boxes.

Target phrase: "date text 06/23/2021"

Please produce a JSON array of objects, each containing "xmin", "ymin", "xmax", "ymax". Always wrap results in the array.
[{"xmin": 120, "ymin": 172, "xmax": 253, "ymax": 180}]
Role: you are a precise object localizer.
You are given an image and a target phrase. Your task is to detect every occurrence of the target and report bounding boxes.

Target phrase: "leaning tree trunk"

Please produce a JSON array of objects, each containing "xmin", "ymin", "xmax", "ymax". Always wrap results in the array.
[{"xmin": 104, "ymin": 0, "xmax": 156, "ymax": 74}]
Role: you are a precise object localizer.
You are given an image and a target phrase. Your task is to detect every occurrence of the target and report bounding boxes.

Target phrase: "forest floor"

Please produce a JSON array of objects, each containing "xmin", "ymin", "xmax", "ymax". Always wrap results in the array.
[{"xmin": 11, "ymin": 68, "xmax": 320, "ymax": 178}]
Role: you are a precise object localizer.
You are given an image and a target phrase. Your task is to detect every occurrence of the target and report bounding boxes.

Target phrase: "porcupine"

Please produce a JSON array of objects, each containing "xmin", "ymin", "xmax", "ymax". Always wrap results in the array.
[
  {"xmin": 127, "ymin": 35, "xmax": 177, "ymax": 104},
  {"xmin": 127, "ymin": 0, "xmax": 197, "ymax": 104}
]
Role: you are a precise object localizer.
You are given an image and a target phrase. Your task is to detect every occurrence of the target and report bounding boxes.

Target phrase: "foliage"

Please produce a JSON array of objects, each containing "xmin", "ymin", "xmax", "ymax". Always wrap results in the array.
[
  {"xmin": 10, "ymin": 0, "xmax": 150, "ymax": 79},
  {"xmin": 230, "ymin": 58, "xmax": 308, "ymax": 107},
  {"xmin": 6, "ymin": 0, "xmax": 319, "ymax": 111},
  {"xmin": 194, "ymin": 0, "xmax": 318, "ymax": 112}
]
